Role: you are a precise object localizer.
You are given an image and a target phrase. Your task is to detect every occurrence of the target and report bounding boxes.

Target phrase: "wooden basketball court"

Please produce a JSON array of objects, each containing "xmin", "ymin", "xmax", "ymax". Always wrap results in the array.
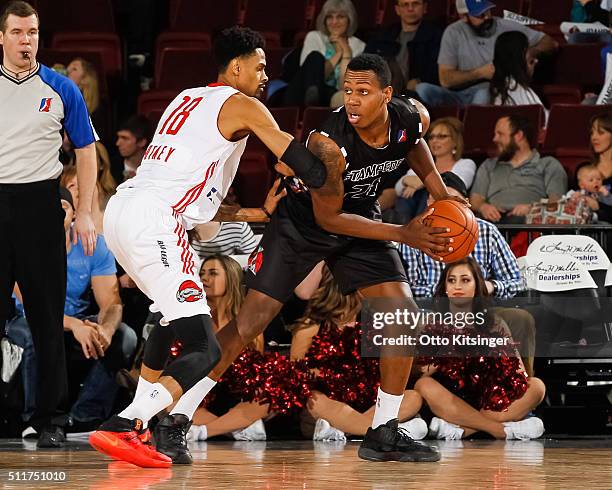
[{"xmin": 1, "ymin": 438, "xmax": 611, "ymax": 489}]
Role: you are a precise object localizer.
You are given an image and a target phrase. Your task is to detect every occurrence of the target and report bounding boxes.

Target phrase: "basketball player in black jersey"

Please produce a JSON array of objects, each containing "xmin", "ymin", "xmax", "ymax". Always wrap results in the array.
[{"xmin": 161, "ymin": 54, "xmax": 468, "ymax": 462}]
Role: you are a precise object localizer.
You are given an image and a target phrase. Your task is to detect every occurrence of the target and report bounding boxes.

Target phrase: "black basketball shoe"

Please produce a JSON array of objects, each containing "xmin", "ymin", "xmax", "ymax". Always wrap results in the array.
[
  {"xmin": 37, "ymin": 425, "xmax": 66, "ymax": 448},
  {"xmin": 358, "ymin": 418, "xmax": 441, "ymax": 462},
  {"xmin": 154, "ymin": 414, "xmax": 193, "ymax": 464}
]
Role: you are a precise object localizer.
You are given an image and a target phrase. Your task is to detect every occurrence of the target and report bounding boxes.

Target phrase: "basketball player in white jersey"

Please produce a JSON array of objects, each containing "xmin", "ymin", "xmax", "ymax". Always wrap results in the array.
[{"xmin": 88, "ymin": 26, "xmax": 326, "ymax": 468}]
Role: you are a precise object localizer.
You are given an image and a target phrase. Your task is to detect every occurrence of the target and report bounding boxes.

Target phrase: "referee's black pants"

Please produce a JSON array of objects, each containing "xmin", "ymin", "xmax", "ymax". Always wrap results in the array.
[{"xmin": 0, "ymin": 179, "xmax": 68, "ymax": 429}]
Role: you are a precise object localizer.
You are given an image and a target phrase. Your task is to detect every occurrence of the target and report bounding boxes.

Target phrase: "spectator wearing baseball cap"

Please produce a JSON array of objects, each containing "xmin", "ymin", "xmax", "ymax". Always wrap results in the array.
[{"xmin": 415, "ymin": 0, "xmax": 558, "ymax": 107}]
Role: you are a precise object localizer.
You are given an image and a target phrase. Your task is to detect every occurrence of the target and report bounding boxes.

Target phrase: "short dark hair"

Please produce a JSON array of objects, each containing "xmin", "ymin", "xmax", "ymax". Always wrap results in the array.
[
  {"xmin": 59, "ymin": 185, "xmax": 74, "ymax": 210},
  {"xmin": 213, "ymin": 26, "xmax": 265, "ymax": 72},
  {"xmin": 506, "ymin": 115, "xmax": 536, "ymax": 148},
  {"xmin": 0, "ymin": 1, "xmax": 38, "ymax": 32},
  {"xmin": 440, "ymin": 172, "xmax": 468, "ymax": 198},
  {"xmin": 346, "ymin": 54, "xmax": 392, "ymax": 88},
  {"xmin": 119, "ymin": 115, "xmax": 152, "ymax": 143}
]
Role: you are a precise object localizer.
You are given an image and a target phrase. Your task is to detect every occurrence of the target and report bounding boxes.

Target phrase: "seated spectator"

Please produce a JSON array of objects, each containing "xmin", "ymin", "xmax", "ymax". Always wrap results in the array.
[
  {"xmin": 569, "ymin": 0, "xmax": 612, "ymax": 44},
  {"xmin": 401, "ymin": 172, "xmax": 535, "ymax": 375},
  {"xmin": 567, "ymin": 164, "xmax": 612, "ymax": 222},
  {"xmin": 6, "ymin": 187, "xmax": 136, "ymax": 432},
  {"xmin": 416, "ymin": 0, "xmax": 557, "ymax": 107},
  {"xmin": 283, "ymin": 0, "xmax": 365, "ymax": 107},
  {"xmin": 189, "ymin": 179, "xmax": 286, "ymax": 261},
  {"xmin": 489, "ymin": 31, "xmax": 547, "ymax": 118},
  {"xmin": 591, "ymin": 112, "xmax": 612, "ymax": 183},
  {"xmin": 470, "ymin": 115, "xmax": 567, "ymax": 223},
  {"xmin": 116, "ymin": 115, "xmax": 152, "ymax": 182},
  {"xmin": 414, "ymin": 257, "xmax": 546, "ymax": 440},
  {"xmin": 394, "ymin": 117, "xmax": 475, "ymax": 222},
  {"xmin": 290, "ymin": 266, "xmax": 427, "ymax": 441},
  {"xmin": 185, "ymin": 255, "xmax": 270, "ymax": 442},
  {"xmin": 365, "ymin": 0, "xmax": 442, "ymax": 95},
  {"xmin": 66, "ymin": 57, "xmax": 108, "ymax": 141}
]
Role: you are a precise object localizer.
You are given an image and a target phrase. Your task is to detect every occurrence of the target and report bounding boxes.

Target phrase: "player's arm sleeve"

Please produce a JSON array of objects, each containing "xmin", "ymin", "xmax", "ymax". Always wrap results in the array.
[{"xmin": 61, "ymin": 79, "xmax": 98, "ymax": 148}]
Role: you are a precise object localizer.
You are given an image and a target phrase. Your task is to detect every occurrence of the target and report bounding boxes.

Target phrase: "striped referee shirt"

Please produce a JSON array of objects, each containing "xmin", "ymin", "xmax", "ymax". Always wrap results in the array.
[
  {"xmin": 190, "ymin": 222, "xmax": 258, "ymax": 260},
  {"xmin": 399, "ymin": 218, "xmax": 524, "ymax": 299},
  {"xmin": 0, "ymin": 63, "xmax": 97, "ymax": 183}
]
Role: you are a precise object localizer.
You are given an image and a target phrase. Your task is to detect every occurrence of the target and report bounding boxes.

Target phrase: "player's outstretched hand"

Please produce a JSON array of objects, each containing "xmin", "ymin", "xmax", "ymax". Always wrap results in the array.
[
  {"xmin": 263, "ymin": 178, "xmax": 287, "ymax": 215},
  {"xmin": 274, "ymin": 161, "xmax": 295, "ymax": 178},
  {"xmin": 399, "ymin": 208, "xmax": 453, "ymax": 262},
  {"xmin": 74, "ymin": 210, "xmax": 97, "ymax": 256},
  {"xmin": 440, "ymin": 193, "xmax": 470, "ymax": 208}
]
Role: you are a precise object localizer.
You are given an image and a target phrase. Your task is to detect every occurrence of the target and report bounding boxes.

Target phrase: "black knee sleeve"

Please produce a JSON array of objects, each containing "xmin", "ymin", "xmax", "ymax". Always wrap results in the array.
[
  {"xmin": 162, "ymin": 314, "xmax": 221, "ymax": 392},
  {"xmin": 281, "ymin": 139, "xmax": 327, "ymax": 189},
  {"xmin": 143, "ymin": 321, "xmax": 175, "ymax": 371}
]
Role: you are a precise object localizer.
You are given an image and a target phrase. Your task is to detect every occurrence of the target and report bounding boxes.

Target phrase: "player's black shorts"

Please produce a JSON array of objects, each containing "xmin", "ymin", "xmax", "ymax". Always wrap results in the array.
[{"xmin": 245, "ymin": 198, "xmax": 408, "ymax": 303}]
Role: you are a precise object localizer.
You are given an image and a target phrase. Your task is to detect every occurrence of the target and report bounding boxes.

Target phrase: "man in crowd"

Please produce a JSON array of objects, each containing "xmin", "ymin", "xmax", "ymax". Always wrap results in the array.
[
  {"xmin": 366, "ymin": 0, "xmax": 443, "ymax": 93},
  {"xmin": 0, "ymin": 0, "xmax": 97, "ymax": 447},
  {"xmin": 6, "ymin": 187, "xmax": 137, "ymax": 434},
  {"xmin": 416, "ymin": 0, "xmax": 557, "ymax": 106},
  {"xmin": 470, "ymin": 115, "xmax": 567, "ymax": 224},
  {"xmin": 116, "ymin": 114, "xmax": 152, "ymax": 181},
  {"xmin": 401, "ymin": 171, "xmax": 535, "ymax": 375}
]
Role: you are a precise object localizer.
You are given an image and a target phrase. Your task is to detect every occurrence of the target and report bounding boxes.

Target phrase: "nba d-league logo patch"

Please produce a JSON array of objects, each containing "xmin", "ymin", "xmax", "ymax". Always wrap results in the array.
[
  {"xmin": 39, "ymin": 98, "xmax": 53, "ymax": 112},
  {"xmin": 248, "ymin": 246, "xmax": 264, "ymax": 275},
  {"xmin": 176, "ymin": 280, "xmax": 203, "ymax": 303},
  {"xmin": 397, "ymin": 129, "xmax": 407, "ymax": 143}
]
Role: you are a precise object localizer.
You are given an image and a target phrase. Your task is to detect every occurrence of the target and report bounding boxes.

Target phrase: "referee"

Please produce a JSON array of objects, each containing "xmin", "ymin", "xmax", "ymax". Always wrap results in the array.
[{"xmin": 0, "ymin": 1, "xmax": 97, "ymax": 447}]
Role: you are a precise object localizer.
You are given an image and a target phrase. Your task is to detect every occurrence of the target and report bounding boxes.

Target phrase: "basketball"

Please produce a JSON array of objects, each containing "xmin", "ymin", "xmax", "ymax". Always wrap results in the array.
[{"xmin": 423, "ymin": 199, "xmax": 479, "ymax": 263}]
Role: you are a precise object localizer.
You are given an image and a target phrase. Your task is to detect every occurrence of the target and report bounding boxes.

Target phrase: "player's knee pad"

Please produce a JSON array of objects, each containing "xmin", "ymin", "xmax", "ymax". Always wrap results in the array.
[
  {"xmin": 143, "ymin": 322, "xmax": 175, "ymax": 371},
  {"xmin": 163, "ymin": 314, "xmax": 221, "ymax": 392}
]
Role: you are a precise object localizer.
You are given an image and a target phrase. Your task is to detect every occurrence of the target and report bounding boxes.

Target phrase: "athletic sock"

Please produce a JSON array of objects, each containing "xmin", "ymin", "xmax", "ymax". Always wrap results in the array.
[
  {"xmin": 134, "ymin": 377, "xmax": 154, "ymax": 429},
  {"xmin": 170, "ymin": 377, "xmax": 217, "ymax": 420},
  {"xmin": 371, "ymin": 388, "xmax": 404, "ymax": 429},
  {"xmin": 118, "ymin": 383, "xmax": 173, "ymax": 425}
]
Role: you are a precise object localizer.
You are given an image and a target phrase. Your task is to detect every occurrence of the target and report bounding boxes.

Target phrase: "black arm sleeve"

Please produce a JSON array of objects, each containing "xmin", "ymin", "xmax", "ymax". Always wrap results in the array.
[{"xmin": 280, "ymin": 139, "xmax": 328, "ymax": 188}]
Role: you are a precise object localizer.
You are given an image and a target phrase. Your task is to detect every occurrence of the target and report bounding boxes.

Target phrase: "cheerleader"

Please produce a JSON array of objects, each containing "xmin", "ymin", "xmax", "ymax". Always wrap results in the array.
[
  {"xmin": 414, "ymin": 257, "xmax": 546, "ymax": 440},
  {"xmin": 291, "ymin": 267, "xmax": 427, "ymax": 441}
]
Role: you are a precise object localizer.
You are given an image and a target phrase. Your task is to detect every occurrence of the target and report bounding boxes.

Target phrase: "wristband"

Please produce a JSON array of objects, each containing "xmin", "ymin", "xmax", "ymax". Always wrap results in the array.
[{"xmin": 261, "ymin": 206, "xmax": 272, "ymax": 219}]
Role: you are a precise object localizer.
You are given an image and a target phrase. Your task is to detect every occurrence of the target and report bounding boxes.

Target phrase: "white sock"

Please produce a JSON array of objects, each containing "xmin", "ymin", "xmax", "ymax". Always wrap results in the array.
[
  {"xmin": 371, "ymin": 388, "xmax": 404, "ymax": 429},
  {"xmin": 190, "ymin": 424, "xmax": 208, "ymax": 441},
  {"xmin": 170, "ymin": 377, "xmax": 217, "ymax": 420},
  {"xmin": 134, "ymin": 377, "xmax": 154, "ymax": 429},
  {"xmin": 119, "ymin": 383, "xmax": 173, "ymax": 423}
]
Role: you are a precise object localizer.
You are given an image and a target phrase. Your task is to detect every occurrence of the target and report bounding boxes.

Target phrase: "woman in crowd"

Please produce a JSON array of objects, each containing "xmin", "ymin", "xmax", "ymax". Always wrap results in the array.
[
  {"xmin": 291, "ymin": 267, "xmax": 427, "ymax": 441},
  {"xmin": 394, "ymin": 117, "xmax": 475, "ymax": 222},
  {"xmin": 591, "ymin": 112, "xmax": 612, "ymax": 183},
  {"xmin": 414, "ymin": 257, "xmax": 546, "ymax": 440},
  {"xmin": 283, "ymin": 0, "xmax": 365, "ymax": 107},
  {"xmin": 187, "ymin": 255, "xmax": 270, "ymax": 441},
  {"xmin": 489, "ymin": 31, "xmax": 546, "ymax": 114}
]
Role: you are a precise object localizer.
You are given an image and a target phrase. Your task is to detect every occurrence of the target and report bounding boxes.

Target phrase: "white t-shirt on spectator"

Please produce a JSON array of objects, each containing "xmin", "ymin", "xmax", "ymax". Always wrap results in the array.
[
  {"xmin": 394, "ymin": 158, "xmax": 477, "ymax": 196},
  {"xmin": 492, "ymin": 78, "xmax": 549, "ymax": 124},
  {"xmin": 300, "ymin": 31, "xmax": 366, "ymax": 66}
]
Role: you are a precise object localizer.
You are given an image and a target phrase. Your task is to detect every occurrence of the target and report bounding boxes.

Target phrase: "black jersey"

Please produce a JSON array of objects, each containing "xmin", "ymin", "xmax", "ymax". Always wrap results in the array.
[{"xmin": 286, "ymin": 96, "xmax": 422, "ymax": 224}]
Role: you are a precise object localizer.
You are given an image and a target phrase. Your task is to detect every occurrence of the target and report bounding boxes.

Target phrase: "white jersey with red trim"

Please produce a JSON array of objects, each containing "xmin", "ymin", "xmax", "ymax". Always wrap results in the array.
[{"xmin": 117, "ymin": 84, "xmax": 247, "ymax": 229}]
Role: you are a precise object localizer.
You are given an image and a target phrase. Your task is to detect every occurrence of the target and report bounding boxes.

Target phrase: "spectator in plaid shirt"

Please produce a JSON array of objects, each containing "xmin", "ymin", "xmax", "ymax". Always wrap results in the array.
[{"xmin": 400, "ymin": 172, "xmax": 535, "ymax": 375}]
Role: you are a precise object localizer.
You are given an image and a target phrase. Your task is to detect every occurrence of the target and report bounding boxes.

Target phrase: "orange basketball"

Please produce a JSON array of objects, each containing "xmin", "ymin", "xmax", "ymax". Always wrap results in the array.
[{"xmin": 423, "ymin": 199, "xmax": 479, "ymax": 263}]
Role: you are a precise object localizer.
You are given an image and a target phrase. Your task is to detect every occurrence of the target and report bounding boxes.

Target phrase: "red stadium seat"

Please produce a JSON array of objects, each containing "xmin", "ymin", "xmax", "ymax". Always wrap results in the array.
[
  {"xmin": 264, "ymin": 47, "xmax": 293, "ymax": 80},
  {"xmin": 52, "ymin": 32, "xmax": 122, "ymax": 79},
  {"xmin": 527, "ymin": 0, "xmax": 574, "ymax": 25},
  {"xmin": 542, "ymin": 85, "xmax": 582, "ymax": 106},
  {"xmin": 552, "ymin": 44, "xmax": 605, "ymax": 91},
  {"xmin": 552, "ymin": 148, "xmax": 592, "ymax": 187},
  {"xmin": 243, "ymin": 0, "xmax": 314, "ymax": 32},
  {"xmin": 170, "ymin": 0, "xmax": 245, "ymax": 33},
  {"xmin": 301, "ymin": 107, "xmax": 334, "ymax": 142},
  {"xmin": 543, "ymin": 104, "xmax": 612, "ymax": 155},
  {"xmin": 38, "ymin": 0, "xmax": 115, "ymax": 33},
  {"xmin": 155, "ymin": 48, "xmax": 218, "ymax": 90},
  {"xmin": 246, "ymin": 106, "xmax": 300, "ymax": 154},
  {"xmin": 490, "ymin": 0, "xmax": 524, "ymax": 17},
  {"xmin": 155, "ymin": 32, "xmax": 212, "ymax": 65},
  {"xmin": 234, "ymin": 151, "xmax": 274, "ymax": 207},
  {"xmin": 428, "ymin": 105, "xmax": 461, "ymax": 124},
  {"xmin": 137, "ymin": 89, "xmax": 181, "ymax": 128},
  {"xmin": 462, "ymin": 105, "xmax": 545, "ymax": 159}
]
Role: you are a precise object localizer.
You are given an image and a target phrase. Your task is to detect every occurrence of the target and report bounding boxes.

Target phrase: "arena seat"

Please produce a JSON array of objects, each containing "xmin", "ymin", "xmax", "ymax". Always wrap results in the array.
[
  {"xmin": 234, "ymin": 151, "xmax": 274, "ymax": 208},
  {"xmin": 462, "ymin": 105, "xmax": 545, "ymax": 159},
  {"xmin": 137, "ymin": 89, "xmax": 180, "ymax": 128},
  {"xmin": 243, "ymin": 0, "xmax": 314, "ymax": 32},
  {"xmin": 169, "ymin": 0, "xmax": 245, "ymax": 33},
  {"xmin": 155, "ymin": 32, "xmax": 212, "ymax": 65},
  {"xmin": 428, "ymin": 105, "xmax": 461, "ymax": 124},
  {"xmin": 264, "ymin": 47, "xmax": 293, "ymax": 80},
  {"xmin": 38, "ymin": 0, "xmax": 115, "ymax": 33},
  {"xmin": 301, "ymin": 107, "xmax": 334, "ymax": 142},
  {"xmin": 552, "ymin": 44, "xmax": 605, "ymax": 92},
  {"xmin": 490, "ymin": 0, "xmax": 525, "ymax": 17},
  {"xmin": 155, "ymin": 48, "xmax": 217, "ymax": 90},
  {"xmin": 246, "ymin": 106, "xmax": 300, "ymax": 154},
  {"xmin": 542, "ymin": 85, "xmax": 582, "ymax": 106},
  {"xmin": 527, "ymin": 0, "xmax": 574, "ymax": 25},
  {"xmin": 51, "ymin": 32, "xmax": 122, "ymax": 80}
]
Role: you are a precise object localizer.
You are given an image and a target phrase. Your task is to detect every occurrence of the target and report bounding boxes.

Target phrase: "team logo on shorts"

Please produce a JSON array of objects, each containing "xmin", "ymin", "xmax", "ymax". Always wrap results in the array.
[
  {"xmin": 248, "ymin": 246, "xmax": 264, "ymax": 275},
  {"xmin": 176, "ymin": 280, "xmax": 203, "ymax": 303}
]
